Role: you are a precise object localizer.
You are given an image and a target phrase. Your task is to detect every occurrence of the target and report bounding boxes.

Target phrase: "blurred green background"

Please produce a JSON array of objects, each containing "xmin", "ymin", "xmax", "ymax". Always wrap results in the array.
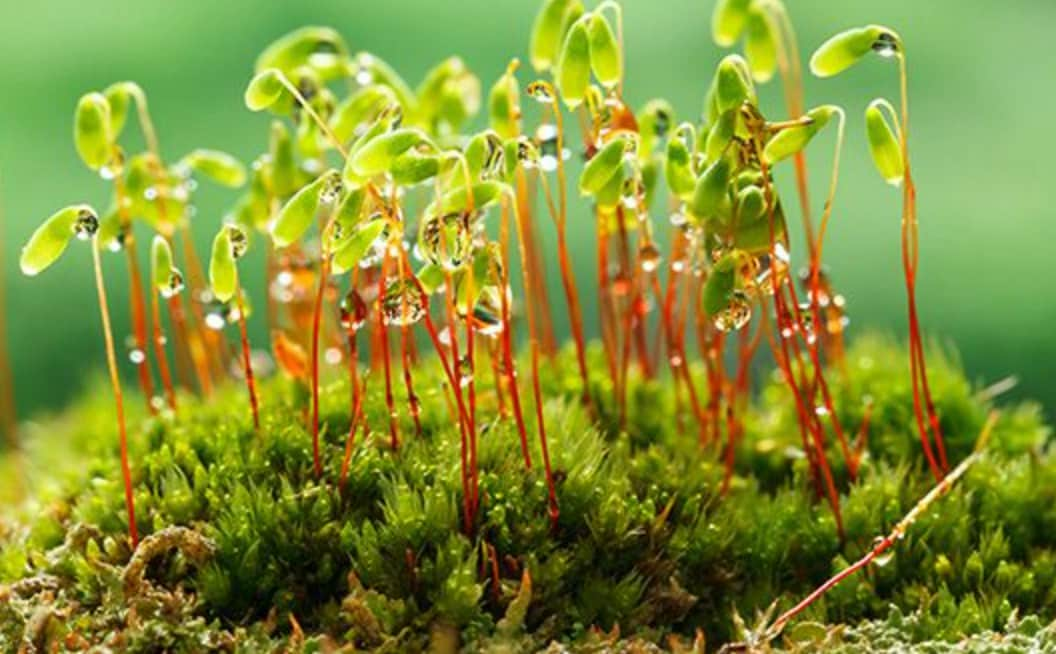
[{"xmin": 1, "ymin": 0, "xmax": 1054, "ymax": 421}]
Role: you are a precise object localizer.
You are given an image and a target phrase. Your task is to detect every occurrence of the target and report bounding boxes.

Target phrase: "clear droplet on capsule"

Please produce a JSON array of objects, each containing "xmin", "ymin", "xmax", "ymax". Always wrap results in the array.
[{"xmin": 713, "ymin": 291, "xmax": 752, "ymax": 332}]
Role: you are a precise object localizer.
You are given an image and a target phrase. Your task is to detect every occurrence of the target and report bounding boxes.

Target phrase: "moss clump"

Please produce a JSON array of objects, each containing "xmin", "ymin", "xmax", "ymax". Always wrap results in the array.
[{"xmin": 0, "ymin": 336, "xmax": 1053, "ymax": 652}]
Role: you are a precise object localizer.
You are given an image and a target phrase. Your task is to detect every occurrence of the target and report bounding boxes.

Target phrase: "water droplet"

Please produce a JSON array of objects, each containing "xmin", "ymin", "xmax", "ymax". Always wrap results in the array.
[
  {"xmin": 457, "ymin": 356, "xmax": 474, "ymax": 388},
  {"xmin": 73, "ymin": 209, "xmax": 99, "ymax": 240},
  {"xmin": 227, "ymin": 224, "xmax": 249, "ymax": 259},
  {"xmin": 669, "ymin": 354, "xmax": 684, "ymax": 368},
  {"xmin": 339, "ymin": 289, "xmax": 369, "ymax": 332},
  {"xmin": 526, "ymin": 81, "xmax": 554, "ymax": 104},
  {"xmin": 205, "ymin": 310, "xmax": 226, "ymax": 331},
  {"xmin": 319, "ymin": 175, "xmax": 343, "ymax": 205},
  {"xmin": 872, "ymin": 32, "xmax": 899, "ymax": 58},
  {"xmin": 380, "ymin": 278, "xmax": 426, "ymax": 326},
  {"xmin": 669, "ymin": 212, "xmax": 688, "ymax": 228},
  {"xmin": 325, "ymin": 347, "xmax": 343, "ymax": 365},
  {"xmin": 150, "ymin": 395, "xmax": 167, "ymax": 412},
  {"xmin": 814, "ymin": 405, "xmax": 830, "ymax": 417},
  {"xmin": 471, "ymin": 305, "xmax": 503, "ymax": 338},
  {"xmin": 871, "ymin": 536, "xmax": 895, "ymax": 566},
  {"xmin": 160, "ymin": 269, "xmax": 185, "ymax": 299},
  {"xmin": 713, "ymin": 292, "xmax": 752, "ymax": 332},
  {"xmin": 638, "ymin": 242, "xmax": 662, "ymax": 273},
  {"xmin": 420, "ymin": 212, "xmax": 471, "ymax": 271}
]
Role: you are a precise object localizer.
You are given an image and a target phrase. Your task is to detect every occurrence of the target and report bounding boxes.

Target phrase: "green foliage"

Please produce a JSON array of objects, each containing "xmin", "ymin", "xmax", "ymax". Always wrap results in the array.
[{"xmin": 0, "ymin": 337, "xmax": 1054, "ymax": 650}]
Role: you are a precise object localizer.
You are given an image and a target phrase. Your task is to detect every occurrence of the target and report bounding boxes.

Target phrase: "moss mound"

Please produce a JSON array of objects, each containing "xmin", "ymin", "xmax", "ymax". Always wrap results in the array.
[{"xmin": 1, "ymin": 336, "xmax": 1054, "ymax": 652}]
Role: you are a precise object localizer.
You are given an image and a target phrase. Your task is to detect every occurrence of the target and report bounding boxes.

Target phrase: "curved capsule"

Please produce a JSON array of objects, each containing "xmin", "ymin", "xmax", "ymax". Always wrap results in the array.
[
  {"xmin": 711, "ymin": 0, "xmax": 752, "ymax": 47},
  {"xmin": 555, "ymin": 18, "xmax": 591, "ymax": 108},
  {"xmin": 391, "ymin": 150, "xmax": 441, "ymax": 186},
  {"xmin": 702, "ymin": 251, "xmax": 741, "ymax": 317},
  {"xmin": 151, "ymin": 235, "xmax": 174, "ymax": 292},
  {"xmin": 763, "ymin": 105, "xmax": 837, "ymax": 164},
  {"xmin": 637, "ymin": 99, "xmax": 674, "ymax": 159},
  {"xmin": 488, "ymin": 68, "xmax": 521, "ymax": 140},
  {"xmin": 179, "ymin": 149, "xmax": 247, "ymax": 187},
  {"xmin": 530, "ymin": 0, "xmax": 584, "ymax": 72},
  {"xmin": 270, "ymin": 120, "xmax": 297, "ymax": 198},
  {"xmin": 587, "ymin": 12, "xmax": 621, "ymax": 89},
  {"xmin": 705, "ymin": 109, "xmax": 737, "ymax": 162},
  {"xmin": 664, "ymin": 137, "xmax": 695, "ymax": 199},
  {"xmin": 244, "ymin": 69, "xmax": 286, "ymax": 112},
  {"xmin": 810, "ymin": 25, "xmax": 901, "ymax": 78},
  {"xmin": 736, "ymin": 185, "xmax": 766, "ymax": 223},
  {"xmin": 745, "ymin": 5, "xmax": 777, "ymax": 83},
  {"xmin": 330, "ymin": 85, "xmax": 400, "ymax": 144},
  {"xmin": 20, "ymin": 205, "xmax": 97, "ymax": 276},
  {"xmin": 713, "ymin": 55, "xmax": 755, "ymax": 115},
  {"xmin": 270, "ymin": 170, "xmax": 338, "ymax": 248},
  {"xmin": 103, "ymin": 81, "xmax": 140, "ymax": 140},
  {"xmin": 347, "ymin": 128, "xmax": 431, "ymax": 179},
  {"xmin": 74, "ymin": 93, "xmax": 112, "ymax": 171},
  {"xmin": 579, "ymin": 135, "xmax": 627, "ymax": 196},
  {"xmin": 209, "ymin": 228, "xmax": 238, "ymax": 303},
  {"xmin": 865, "ymin": 99, "xmax": 904, "ymax": 186},
  {"xmin": 689, "ymin": 157, "xmax": 732, "ymax": 220},
  {"xmin": 255, "ymin": 26, "xmax": 349, "ymax": 81},
  {"xmin": 436, "ymin": 180, "xmax": 507, "ymax": 215},
  {"xmin": 332, "ymin": 218, "xmax": 387, "ymax": 275}
]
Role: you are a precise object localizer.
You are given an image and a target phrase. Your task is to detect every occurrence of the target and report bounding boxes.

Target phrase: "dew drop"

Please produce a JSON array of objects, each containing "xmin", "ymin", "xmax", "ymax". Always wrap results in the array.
[
  {"xmin": 380, "ymin": 278, "xmax": 426, "ymax": 327},
  {"xmin": 73, "ymin": 209, "xmax": 99, "ymax": 240},
  {"xmin": 713, "ymin": 292, "xmax": 752, "ymax": 332},
  {"xmin": 526, "ymin": 81, "xmax": 554, "ymax": 104},
  {"xmin": 339, "ymin": 289, "xmax": 369, "ymax": 332},
  {"xmin": 161, "ymin": 269, "xmax": 185, "ymax": 299},
  {"xmin": 325, "ymin": 347, "xmax": 343, "ymax": 365},
  {"xmin": 872, "ymin": 32, "xmax": 899, "ymax": 58},
  {"xmin": 227, "ymin": 224, "xmax": 249, "ymax": 259},
  {"xmin": 638, "ymin": 242, "xmax": 662, "ymax": 273}
]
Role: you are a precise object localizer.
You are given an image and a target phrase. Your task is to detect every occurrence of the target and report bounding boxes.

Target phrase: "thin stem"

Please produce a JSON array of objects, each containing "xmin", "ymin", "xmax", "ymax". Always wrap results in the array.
[
  {"xmin": 539, "ymin": 95, "xmax": 592, "ymax": 407},
  {"xmin": 764, "ymin": 413, "xmax": 997, "ymax": 642},
  {"xmin": 498, "ymin": 200, "xmax": 533, "ymax": 469},
  {"xmin": 92, "ymin": 241, "xmax": 138, "ymax": 548},
  {"xmin": 112, "ymin": 172, "xmax": 157, "ymax": 413},
  {"xmin": 150, "ymin": 289, "xmax": 177, "ymax": 411},
  {"xmin": 509, "ymin": 189, "xmax": 559, "ymax": 530},
  {"xmin": 377, "ymin": 251, "xmax": 400, "ymax": 451},
  {"xmin": 235, "ymin": 275, "xmax": 260, "ymax": 430}
]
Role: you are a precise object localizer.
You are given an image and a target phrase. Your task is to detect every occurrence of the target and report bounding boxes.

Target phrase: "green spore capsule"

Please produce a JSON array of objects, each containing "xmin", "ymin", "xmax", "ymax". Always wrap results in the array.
[
  {"xmin": 745, "ymin": 5, "xmax": 777, "ymax": 83},
  {"xmin": 332, "ymin": 218, "xmax": 388, "ymax": 275},
  {"xmin": 763, "ymin": 105, "xmax": 837, "ymax": 164},
  {"xmin": 347, "ymin": 128, "xmax": 431, "ymax": 179},
  {"xmin": 689, "ymin": 157, "xmax": 732, "ymax": 220},
  {"xmin": 810, "ymin": 25, "xmax": 902, "ymax": 78},
  {"xmin": 587, "ymin": 12, "xmax": 621, "ymax": 89},
  {"xmin": 255, "ymin": 26, "xmax": 349, "ymax": 81},
  {"xmin": 664, "ymin": 137, "xmax": 695, "ymax": 200},
  {"xmin": 271, "ymin": 170, "xmax": 339, "ymax": 248},
  {"xmin": 555, "ymin": 18, "xmax": 591, "ymax": 109},
  {"xmin": 530, "ymin": 0, "xmax": 584, "ymax": 72},
  {"xmin": 580, "ymin": 135, "xmax": 628, "ymax": 196},
  {"xmin": 179, "ymin": 149, "xmax": 247, "ymax": 188},
  {"xmin": 711, "ymin": 0, "xmax": 752, "ymax": 47},
  {"xmin": 20, "ymin": 205, "xmax": 98, "ymax": 276},
  {"xmin": 209, "ymin": 227, "xmax": 238, "ymax": 303},
  {"xmin": 865, "ymin": 99, "xmax": 905, "ymax": 186},
  {"xmin": 74, "ymin": 93, "xmax": 113, "ymax": 171},
  {"xmin": 244, "ymin": 69, "xmax": 286, "ymax": 112}
]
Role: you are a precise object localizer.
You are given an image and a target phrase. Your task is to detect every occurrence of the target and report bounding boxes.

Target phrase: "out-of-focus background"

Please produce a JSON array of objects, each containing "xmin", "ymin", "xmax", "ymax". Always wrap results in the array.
[{"xmin": 1, "ymin": 0, "xmax": 1053, "ymax": 422}]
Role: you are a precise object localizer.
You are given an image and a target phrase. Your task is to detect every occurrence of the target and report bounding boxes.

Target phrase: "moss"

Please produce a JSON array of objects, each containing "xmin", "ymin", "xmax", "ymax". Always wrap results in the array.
[{"xmin": 0, "ymin": 336, "xmax": 1053, "ymax": 651}]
